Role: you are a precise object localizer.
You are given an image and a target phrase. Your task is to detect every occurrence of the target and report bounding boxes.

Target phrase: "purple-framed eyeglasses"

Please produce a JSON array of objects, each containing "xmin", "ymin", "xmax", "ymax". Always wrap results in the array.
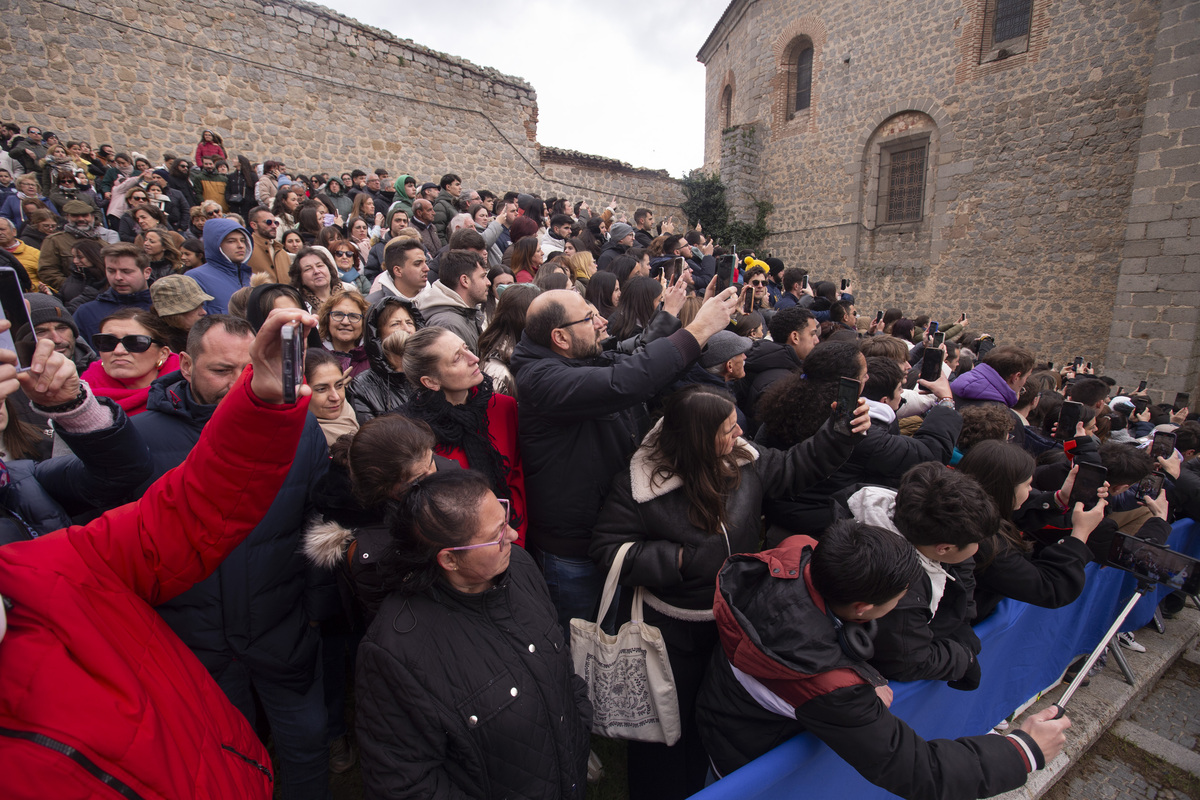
[{"xmin": 441, "ymin": 499, "xmax": 511, "ymax": 552}]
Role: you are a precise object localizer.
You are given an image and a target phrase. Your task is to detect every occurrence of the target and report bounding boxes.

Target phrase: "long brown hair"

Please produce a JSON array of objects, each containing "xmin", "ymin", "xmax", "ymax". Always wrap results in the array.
[
  {"xmin": 956, "ymin": 439, "xmax": 1034, "ymax": 567},
  {"xmin": 2, "ymin": 395, "xmax": 49, "ymax": 460},
  {"xmin": 644, "ymin": 386, "xmax": 752, "ymax": 536}
]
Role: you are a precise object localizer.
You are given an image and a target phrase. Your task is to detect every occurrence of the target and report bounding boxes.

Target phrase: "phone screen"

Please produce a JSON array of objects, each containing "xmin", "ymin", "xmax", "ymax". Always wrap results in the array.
[
  {"xmin": 280, "ymin": 322, "xmax": 305, "ymax": 404},
  {"xmin": 920, "ymin": 348, "xmax": 944, "ymax": 383},
  {"xmin": 1174, "ymin": 392, "xmax": 1190, "ymax": 413},
  {"xmin": 959, "ymin": 313, "xmax": 966, "ymax": 323},
  {"xmin": 1069, "ymin": 463, "xmax": 1107, "ymax": 510},
  {"xmin": 832, "ymin": 377, "xmax": 860, "ymax": 436},
  {"xmin": 1074, "ymin": 357, "xmax": 1083, "ymax": 370},
  {"xmin": 670, "ymin": 257, "xmax": 684, "ymax": 285},
  {"xmin": 1150, "ymin": 431, "xmax": 1177, "ymax": 460},
  {"xmin": 742, "ymin": 287, "xmax": 754, "ymax": 314},
  {"xmin": 840, "ymin": 278, "xmax": 849, "ymax": 291},
  {"xmin": 1107, "ymin": 532, "xmax": 1200, "ymax": 593},
  {"xmin": 1135, "ymin": 472, "xmax": 1165, "ymax": 501},
  {"xmin": 928, "ymin": 321, "xmax": 939, "ymax": 335},
  {"xmin": 1056, "ymin": 401, "xmax": 1083, "ymax": 442},
  {"xmin": 875, "ymin": 310, "xmax": 884, "ymax": 323},
  {"xmin": 1137, "ymin": 380, "xmax": 1148, "ymax": 392},
  {"xmin": 0, "ymin": 267, "xmax": 36, "ymax": 370},
  {"xmin": 801, "ymin": 275, "xmax": 809, "ymax": 290},
  {"xmin": 932, "ymin": 331, "xmax": 945, "ymax": 348},
  {"xmin": 1132, "ymin": 396, "xmax": 1149, "ymax": 415}
]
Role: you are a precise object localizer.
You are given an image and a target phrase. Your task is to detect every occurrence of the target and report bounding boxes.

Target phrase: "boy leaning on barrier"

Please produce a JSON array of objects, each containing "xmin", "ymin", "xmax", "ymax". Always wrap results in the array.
[{"xmin": 696, "ymin": 520, "xmax": 1070, "ymax": 800}]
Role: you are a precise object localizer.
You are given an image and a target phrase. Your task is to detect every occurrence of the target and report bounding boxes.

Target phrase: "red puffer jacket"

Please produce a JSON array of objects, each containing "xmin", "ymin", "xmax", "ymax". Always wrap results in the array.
[{"xmin": 0, "ymin": 368, "xmax": 308, "ymax": 800}]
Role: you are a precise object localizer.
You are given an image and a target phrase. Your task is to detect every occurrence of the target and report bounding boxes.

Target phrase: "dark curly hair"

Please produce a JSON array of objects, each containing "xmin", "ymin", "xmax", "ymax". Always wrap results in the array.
[{"xmin": 757, "ymin": 342, "xmax": 865, "ymax": 446}]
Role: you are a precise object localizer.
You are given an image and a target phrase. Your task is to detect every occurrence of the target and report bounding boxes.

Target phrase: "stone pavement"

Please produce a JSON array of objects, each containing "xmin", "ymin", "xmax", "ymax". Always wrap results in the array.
[{"xmin": 994, "ymin": 604, "xmax": 1200, "ymax": 800}]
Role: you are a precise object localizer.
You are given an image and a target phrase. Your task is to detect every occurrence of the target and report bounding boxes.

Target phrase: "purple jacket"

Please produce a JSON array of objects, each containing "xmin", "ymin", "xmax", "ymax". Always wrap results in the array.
[{"xmin": 950, "ymin": 363, "xmax": 1017, "ymax": 407}]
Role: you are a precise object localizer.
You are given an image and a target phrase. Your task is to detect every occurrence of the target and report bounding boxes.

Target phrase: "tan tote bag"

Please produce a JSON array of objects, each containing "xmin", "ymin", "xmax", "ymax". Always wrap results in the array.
[{"xmin": 570, "ymin": 542, "xmax": 682, "ymax": 746}]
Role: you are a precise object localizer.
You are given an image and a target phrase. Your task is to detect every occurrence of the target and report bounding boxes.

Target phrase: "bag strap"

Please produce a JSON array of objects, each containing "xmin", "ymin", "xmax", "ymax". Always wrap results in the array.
[{"xmin": 595, "ymin": 541, "xmax": 634, "ymax": 624}]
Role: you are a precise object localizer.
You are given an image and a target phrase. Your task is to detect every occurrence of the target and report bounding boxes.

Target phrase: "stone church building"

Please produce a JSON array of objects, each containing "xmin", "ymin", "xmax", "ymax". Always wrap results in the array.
[{"xmin": 698, "ymin": 0, "xmax": 1198, "ymax": 403}]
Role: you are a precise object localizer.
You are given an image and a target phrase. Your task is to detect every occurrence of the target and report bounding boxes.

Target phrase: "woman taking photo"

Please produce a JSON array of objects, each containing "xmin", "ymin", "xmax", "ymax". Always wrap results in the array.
[
  {"xmin": 607, "ymin": 276, "xmax": 662, "ymax": 340},
  {"xmin": 150, "ymin": 274, "xmax": 212, "ymax": 353},
  {"xmin": 348, "ymin": 296, "xmax": 418, "ymax": 422},
  {"xmin": 304, "ymin": 347, "xmax": 359, "ymax": 446},
  {"xmin": 81, "ymin": 308, "xmax": 180, "ymax": 416},
  {"xmin": 319, "ymin": 291, "xmax": 371, "ymax": 378},
  {"xmin": 590, "ymin": 384, "xmax": 870, "ymax": 800},
  {"xmin": 478, "ymin": 284, "xmax": 539, "ymax": 399},
  {"xmin": 402, "ymin": 327, "xmax": 527, "ymax": 546},
  {"xmin": 957, "ymin": 439, "xmax": 1111, "ymax": 622},
  {"xmin": 356, "ymin": 469, "xmax": 591, "ymax": 799},
  {"xmin": 510, "ymin": 236, "xmax": 543, "ymax": 284},
  {"xmin": 290, "ymin": 246, "xmax": 345, "ymax": 312}
]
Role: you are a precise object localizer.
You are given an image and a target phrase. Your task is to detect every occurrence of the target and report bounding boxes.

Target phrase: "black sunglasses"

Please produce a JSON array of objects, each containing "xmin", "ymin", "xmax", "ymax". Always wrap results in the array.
[
  {"xmin": 92, "ymin": 334, "xmax": 163, "ymax": 353},
  {"xmin": 333, "ymin": 250, "xmax": 355, "ymax": 257}
]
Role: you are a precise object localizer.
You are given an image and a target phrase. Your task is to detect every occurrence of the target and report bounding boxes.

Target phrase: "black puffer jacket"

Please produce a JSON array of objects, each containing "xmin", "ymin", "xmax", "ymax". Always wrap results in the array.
[
  {"xmin": 590, "ymin": 417, "xmax": 857, "ymax": 610},
  {"xmin": 347, "ymin": 295, "xmax": 417, "ymax": 422},
  {"xmin": 356, "ymin": 546, "xmax": 592, "ymax": 799},
  {"xmin": 736, "ymin": 338, "xmax": 801, "ymax": 429}
]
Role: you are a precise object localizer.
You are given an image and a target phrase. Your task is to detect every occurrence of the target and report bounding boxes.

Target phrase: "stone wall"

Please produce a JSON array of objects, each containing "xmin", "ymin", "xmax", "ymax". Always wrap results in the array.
[
  {"xmin": 1102, "ymin": 0, "xmax": 1200, "ymax": 405},
  {"xmin": 698, "ymin": 0, "xmax": 1181, "ymax": 373},
  {"xmin": 0, "ymin": 0, "xmax": 682, "ymax": 216}
]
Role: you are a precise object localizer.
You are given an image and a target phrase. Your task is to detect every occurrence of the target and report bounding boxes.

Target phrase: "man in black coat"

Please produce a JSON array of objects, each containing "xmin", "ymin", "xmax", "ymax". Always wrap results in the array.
[
  {"xmin": 738, "ymin": 306, "xmax": 819, "ymax": 429},
  {"xmin": 132, "ymin": 315, "xmax": 335, "ymax": 800},
  {"xmin": 697, "ymin": 522, "xmax": 1070, "ymax": 799},
  {"xmin": 510, "ymin": 286, "xmax": 740, "ymax": 631}
]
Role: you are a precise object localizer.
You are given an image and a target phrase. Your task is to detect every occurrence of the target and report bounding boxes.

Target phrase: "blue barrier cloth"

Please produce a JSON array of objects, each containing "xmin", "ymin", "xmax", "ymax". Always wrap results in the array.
[{"xmin": 692, "ymin": 519, "xmax": 1199, "ymax": 800}]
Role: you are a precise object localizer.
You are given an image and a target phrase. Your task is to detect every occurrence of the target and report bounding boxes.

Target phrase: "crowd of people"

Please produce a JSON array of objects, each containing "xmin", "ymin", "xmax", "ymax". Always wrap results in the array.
[{"xmin": 0, "ymin": 123, "xmax": 1198, "ymax": 800}]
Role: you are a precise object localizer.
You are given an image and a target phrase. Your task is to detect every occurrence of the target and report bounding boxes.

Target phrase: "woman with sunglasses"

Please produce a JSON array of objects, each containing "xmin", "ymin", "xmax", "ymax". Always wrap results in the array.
[
  {"xmin": 81, "ymin": 308, "xmax": 180, "ymax": 416},
  {"xmin": 318, "ymin": 291, "xmax": 371, "ymax": 378},
  {"xmin": 355, "ymin": 468, "xmax": 591, "ymax": 799},
  {"xmin": 402, "ymin": 326, "xmax": 527, "ymax": 547},
  {"xmin": 330, "ymin": 238, "xmax": 371, "ymax": 294}
]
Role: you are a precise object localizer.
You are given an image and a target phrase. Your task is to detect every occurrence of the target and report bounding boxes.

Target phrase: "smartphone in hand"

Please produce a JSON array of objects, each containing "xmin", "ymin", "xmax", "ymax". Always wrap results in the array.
[
  {"xmin": 0, "ymin": 266, "xmax": 36, "ymax": 371},
  {"xmin": 1150, "ymin": 431, "xmax": 1177, "ymax": 460},
  {"xmin": 832, "ymin": 377, "xmax": 860, "ymax": 436},
  {"xmin": 1070, "ymin": 463, "xmax": 1107, "ymax": 511},
  {"xmin": 1056, "ymin": 400, "xmax": 1083, "ymax": 443},
  {"xmin": 281, "ymin": 321, "xmax": 305, "ymax": 404},
  {"xmin": 920, "ymin": 348, "xmax": 943, "ymax": 382}
]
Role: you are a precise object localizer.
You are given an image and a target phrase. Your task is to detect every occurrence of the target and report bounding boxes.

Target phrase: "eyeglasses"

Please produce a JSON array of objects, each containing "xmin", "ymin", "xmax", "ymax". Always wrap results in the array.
[
  {"xmin": 333, "ymin": 250, "xmax": 355, "ymax": 258},
  {"xmin": 258, "ymin": 218, "xmax": 280, "ymax": 227},
  {"xmin": 559, "ymin": 313, "xmax": 595, "ymax": 329},
  {"xmin": 329, "ymin": 310, "xmax": 363, "ymax": 323},
  {"xmin": 92, "ymin": 334, "xmax": 164, "ymax": 353},
  {"xmin": 442, "ymin": 499, "xmax": 511, "ymax": 552},
  {"xmin": 749, "ymin": 280, "xmax": 767, "ymax": 287},
  {"xmin": 130, "ymin": 195, "xmax": 148, "ymax": 202},
  {"xmin": 205, "ymin": 210, "xmax": 221, "ymax": 218}
]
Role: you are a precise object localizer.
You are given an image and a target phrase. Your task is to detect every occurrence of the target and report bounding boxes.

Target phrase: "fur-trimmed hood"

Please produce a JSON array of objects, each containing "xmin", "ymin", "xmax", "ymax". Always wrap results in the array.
[
  {"xmin": 303, "ymin": 516, "xmax": 355, "ymax": 569},
  {"xmin": 629, "ymin": 418, "xmax": 760, "ymax": 504}
]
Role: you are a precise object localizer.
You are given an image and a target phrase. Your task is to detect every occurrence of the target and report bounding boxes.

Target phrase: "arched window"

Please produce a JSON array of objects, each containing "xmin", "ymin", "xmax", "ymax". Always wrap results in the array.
[
  {"xmin": 719, "ymin": 85, "xmax": 733, "ymax": 129},
  {"xmin": 784, "ymin": 38, "xmax": 814, "ymax": 119}
]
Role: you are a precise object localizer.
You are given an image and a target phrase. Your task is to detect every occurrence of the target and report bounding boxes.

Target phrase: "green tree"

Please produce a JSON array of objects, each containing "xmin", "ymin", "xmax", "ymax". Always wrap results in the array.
[{"xmin": 679, "ymin": 172, "xmax": 773, "ymax": 253}]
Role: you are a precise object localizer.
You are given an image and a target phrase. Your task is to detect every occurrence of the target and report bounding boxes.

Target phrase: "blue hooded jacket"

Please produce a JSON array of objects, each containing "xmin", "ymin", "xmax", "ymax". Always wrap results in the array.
[{"xmin": 187, "ymin": 217, "xmax": 253, "ymax": 313}]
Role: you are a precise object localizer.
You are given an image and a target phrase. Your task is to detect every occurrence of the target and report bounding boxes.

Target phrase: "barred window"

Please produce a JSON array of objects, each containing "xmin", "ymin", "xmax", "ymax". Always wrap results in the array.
[
  {"xmin": 993, "ymin": 0, "xmax": 1033, "ymax": 45},
  {"xmin": 885, "ymin": 146, "xmax": 926, "ymax": 223}
]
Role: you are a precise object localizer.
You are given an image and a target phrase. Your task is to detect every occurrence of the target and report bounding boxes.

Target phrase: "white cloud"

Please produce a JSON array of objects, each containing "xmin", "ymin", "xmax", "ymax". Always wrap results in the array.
[{"xmin": 330, "ymin": 0, "xmax": 729, "ymax": 177}]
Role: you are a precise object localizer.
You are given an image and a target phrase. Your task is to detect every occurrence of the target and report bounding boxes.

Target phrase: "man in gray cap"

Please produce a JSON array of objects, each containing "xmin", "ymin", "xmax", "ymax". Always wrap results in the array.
[
  {"xmin": 36, "ymin": 198, "xmax": 118, "ymax": 292},
  {"xmin": 24, "ymin": 293, "xmax": 98, "ymax": 372},
  {"xmin": 598, "ymin": 222, "xmax": 636, "ymax": 271},
  {"xmin": 685, "ymin": 329, "xmax": 753, "ymax": 430}
]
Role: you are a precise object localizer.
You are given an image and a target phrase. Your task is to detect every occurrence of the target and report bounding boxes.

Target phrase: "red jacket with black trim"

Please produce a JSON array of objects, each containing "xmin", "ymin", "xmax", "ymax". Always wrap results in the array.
[
  {"xmin": 0, "ymin": 368, "xmax": 308, "ymax": 800},
  {"xmin": 696, "ymin": 535, "xmax": 1038, "ymax": 800}
]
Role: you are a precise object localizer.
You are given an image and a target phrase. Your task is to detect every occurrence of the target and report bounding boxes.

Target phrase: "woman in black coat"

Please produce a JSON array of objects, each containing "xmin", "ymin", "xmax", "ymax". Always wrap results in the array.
[
  {"xmin": 355, "ymin": 469, "xmax": 592, "ymax": 799},
  {"xmin": 589, "ymin": 384, "xmax": 870, "ymax": 800},
  {"xmin": 346, "ymin": 296, "xmax": 418, "ymax": 422}
]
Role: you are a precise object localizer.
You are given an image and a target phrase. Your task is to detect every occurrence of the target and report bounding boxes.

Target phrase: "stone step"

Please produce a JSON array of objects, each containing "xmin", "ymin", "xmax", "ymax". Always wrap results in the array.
[{"xmin": 990, "ymin": 602, "xmax": 1200, "ymax": 800}]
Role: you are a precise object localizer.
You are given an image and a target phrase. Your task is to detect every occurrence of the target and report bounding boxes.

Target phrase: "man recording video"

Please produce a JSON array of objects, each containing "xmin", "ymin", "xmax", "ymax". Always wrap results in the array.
[{"xmin": 696, "ymin": 521, "xmax": 1070, "ymax": 800}]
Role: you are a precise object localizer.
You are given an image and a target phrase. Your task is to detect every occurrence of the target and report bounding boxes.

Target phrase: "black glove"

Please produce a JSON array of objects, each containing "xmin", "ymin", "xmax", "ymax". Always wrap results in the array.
[
  {"xmin": 947, "ymin": 652, "xmax": 982, "ymax": 691},
  {"xmin": 948, "ymin": 625, "xmax": 982, "ymax": 656}
]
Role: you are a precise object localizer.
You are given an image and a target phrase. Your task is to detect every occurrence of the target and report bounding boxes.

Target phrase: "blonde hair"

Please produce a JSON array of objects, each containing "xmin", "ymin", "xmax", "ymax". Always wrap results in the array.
[{"xmin": 561, "ymin": 252, "xmax": 596, "ymax": 281}]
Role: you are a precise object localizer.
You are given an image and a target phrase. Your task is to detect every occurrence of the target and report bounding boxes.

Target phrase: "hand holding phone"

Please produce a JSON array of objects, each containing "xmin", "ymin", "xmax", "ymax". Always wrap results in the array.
[
  {"xmin": 1173, "ymin": 392, "xmax": 1190, "ymax": 413},
  {"xmin": 932, "ymin": 331, "xmax": 945, "ymax": 348},
  {"xmin": 1069, "ymin": 463, "xmax": 1108, "ymax": 510},
  {"xmin": 1056, "ymin": 401, "xmax": 1083, "ymax": 443},
  {"xmin": 0, "ymin": 266, "xmax": 36, "ymax": 371},
  {"xmin": 1150, "ymin": 431, "xmax": 1177, "ymax": 460},
  {"xmin": 281, "ymin": 321, "xmax": 306, "ymax": 404},
  {"xmin": 832, "ymin": 377, "xmax": 862, "ymax": 436},
  {"xmin": 920, "ymin": 348, "xmax": 944, "ymax": 383}
]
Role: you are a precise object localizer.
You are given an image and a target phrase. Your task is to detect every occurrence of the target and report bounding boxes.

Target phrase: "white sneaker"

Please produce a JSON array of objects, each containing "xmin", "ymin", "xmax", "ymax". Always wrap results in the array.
[{"xmin": 1118, "ymin": 632, "xmax": 1147, "ymax": 653}]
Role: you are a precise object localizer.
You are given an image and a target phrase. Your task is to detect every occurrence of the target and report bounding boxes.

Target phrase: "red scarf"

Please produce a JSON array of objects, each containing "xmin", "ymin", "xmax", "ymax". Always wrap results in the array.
[{"xmin": 81, "ymin": 353, "xmax": 181, "ymax": 416}]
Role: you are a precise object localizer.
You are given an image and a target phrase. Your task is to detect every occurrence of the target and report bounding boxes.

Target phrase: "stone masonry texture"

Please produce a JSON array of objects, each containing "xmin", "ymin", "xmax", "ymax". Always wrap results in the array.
[
  {"xmin": 699, "ymin": 0, "xmax": 1200, "ymax": 404},
  {"xmin": 0, "ymin": 0, "xmax": 684, "ymax": 220}
]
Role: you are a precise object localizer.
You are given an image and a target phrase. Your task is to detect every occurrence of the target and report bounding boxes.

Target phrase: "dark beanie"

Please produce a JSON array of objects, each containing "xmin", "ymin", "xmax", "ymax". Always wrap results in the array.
[{"xmin": 24, "ymin": 293, "xmax": 78, "ymax": 337}]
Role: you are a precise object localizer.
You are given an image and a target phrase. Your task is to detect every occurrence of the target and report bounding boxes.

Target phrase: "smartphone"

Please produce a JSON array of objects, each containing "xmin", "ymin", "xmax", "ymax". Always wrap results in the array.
[
  {"xmin": 1150, "ymin": 431, "xmax": 1177, "ymax": 460},
  {"xmin": 1134, "ymin": 471, "xmax": 1166, "ymax": 501},
  {"xmin": 874, "ymin": 310, "xmax": 884, "ymax": 323},
  {"xmin": 742, "ymin": 287, "xmax": 754, "ymax": 314},
  {"xmin": 1046, "ymin": 361, "xmax": 1055, "ymax": 371},
  {"xmin": 281, "ymin": 321, "xmax": 305, "ymax": 404},
  {"xmin": 959, "ymin": 313, "xmax": 966, "ymax": 323},
  {"xmin": 801, "ymin": 275, "xmax": 809, "ymax": 290},
  {"xmin": 832, "ymin": 377, "xmax": 861, "ymax": 436},
  {"xmin": 928, "ymin": 321, "xmax": 939, "ymax": 335},
  {"xmin": 1132, "ymin": 396, "xmax": 1149, "ymax": 415},
  {"xmin": 932, "ymin": 331, "xmax": 946, "ymax": 348},
  {"xmin": 0, "ymin": 266, "xmax": 36, "ymax": 370},
  {"xmin": 1069, "ymin": 462, "xmax": 1107, "ymax": 511},
  {"xmin": 1107, "ymin": 532, "xmax": 1200, "ymax": 593},
  {"xmin": 724, "ymin": 253, "xmax": 738, "ymax": 287},
  {"xmin": 840, "ymin": 278, "xmax": 849, "ymax": 291},
  {"xmin": 1073, "ymin": 357, "xmax": 1083, "ymax": 371},
  {"xmin": 1137, "ymin": 380, "xmax": 1148, "ymax": 392},
  {"xmin": 670, "ymin": 256, "xmax": 684, "ymax": 285},
  {"xmin": 1056, "ymin": 400, "xmax": 1083, "ymax": 442},
  {"xmin": 1086, "ymin": 361, "xmax": 1092, "ymax": 371},
  {"xmin": 322, "ymin": 213, "xmax": 335, "ymax": 227},
  {"xmin": 920, "ymin": 348, "xmax": 944, "ymax": 382},
  {"xmin": 1174, "ymin": 392, "xmax": 1190, "ymax": 413}
]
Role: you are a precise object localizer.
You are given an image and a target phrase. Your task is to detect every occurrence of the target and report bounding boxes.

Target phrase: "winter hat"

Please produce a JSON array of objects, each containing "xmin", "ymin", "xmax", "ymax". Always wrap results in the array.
[
  {"xmin": 609, "ymin": 223, "xmax": 635, "ymax": 243},
  {"xmin": 61, "ymin": 199, "xmax": 95, "ymax": 215},
  {"xmin": 24, "ymin": 293, "xmax": 78, "ymax": 337},
  {"xmin": 699, "ymin": 330, "xmax": 753, "ymax": 368},
  {"xmin": 151, "ymin": 274, "xmax": 214, "ymax": 316}
]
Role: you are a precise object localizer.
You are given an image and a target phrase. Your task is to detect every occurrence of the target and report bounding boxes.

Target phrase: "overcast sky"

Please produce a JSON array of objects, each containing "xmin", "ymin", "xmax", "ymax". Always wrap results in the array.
[{"xmin": 336, "ymin": 0, "xmax": 731, "ymax": 177}]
